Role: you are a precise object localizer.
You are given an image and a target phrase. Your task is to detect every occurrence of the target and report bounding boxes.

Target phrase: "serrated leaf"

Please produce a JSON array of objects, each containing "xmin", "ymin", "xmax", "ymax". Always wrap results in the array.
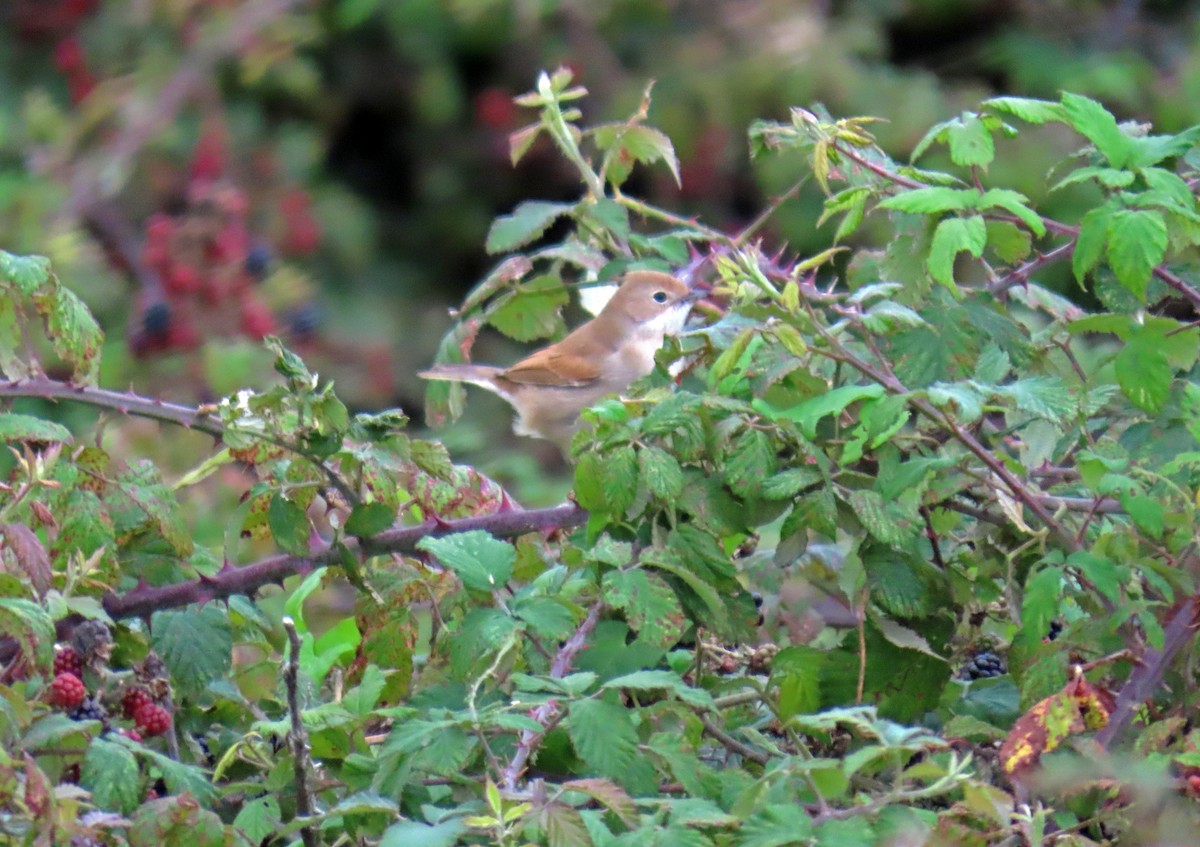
[
  {"xmin": 488, "ymin": 274, "xmax": 569, "ymax": 342},
  {"xmin": 151, "ymin": 606, "xmax": 233, "ymax": 696},
  {"xmin": 0, "ymin": 413, "xmax": 72, "ymax": 444},
  {"xmin": 997, "ymin": 377, "xmax": 1076, "ymax": 422},
  {"xmin": 418, "ymin": 530, "xmax": 515, "ymax": 592},
  {"xmin": 345, "ymin": 501, "xmax": 395, "ymax": 537},
  {"xmin": 928, "ymin": 215, "xmax": 986, "ymax": 290},
  {"xmin": 639, "ymin": 445, "xmax": 683, "ymax": 499},
  {"xmin": 603, "ymin": 669, "xmax": 714, "ymax": 708},
  {"xmin": 0, "ymin": 598, "xmax": 54, "ymax": 671},
  {"xmin": 485, "ymin": 201, "xmax": 575, "ymax": 254},
  {"xmin": 380, "ymin": 820, "xmax": 466, "ymax": 847},
  {"xmin": 870, "ymin": 613, "xmax": 943, "ymax": 659},
  {"xmin": 753, "ymin": 384, "xmax": 885, "ymax": 439},
  {"xmin": 947, "ymin": 113, "xmax": 995, "ymax": 167},
  {"xmin": 32, "ymin": 281, "xmax": 103, "ymax": 384},
  {"xmin": 725, "ymin": 428, "xmax": 776, "ymax": 498},
  {"xmin": 848, "ymin": 490, "xmax": 918, "ymax": 551},
  {"xmin": 862, "ymin": 301, "xmax": 926, "ymax": 332},
  {"xmin": 594, "ymin": 123, "xmax": 681, "ymax": 187},
  {"xmin": 740, "ymin": 804, "xmax": 815, "ymax": 847},
  {"xmin": 233, "ymin": 795, "xmax": 281, "ymax": 844},
  {"xmin": 1115, "ymin": 333, "xmax": 1171, "ymax": 413},
  {"xmin": 1121, "ymin": 492, "xmax": 1164, "ymax": 538},
  {"xmin": 1106, "ymin": 209, "xmax": 1166, "ymax": 299},
  {"xmin": 928, "ymin": 382, "xmax": 984, "ymax": 422},
  {"xmin": 770, "ymin": 645, "xmax": 825, "ymax": 719},
  {"xmin": 601, "ymin": 567, "xmax": 685, "ymax": 648},
  {"xmin": 568, "ymin": 698, "xmax": 638, "ymax": 777},
  {"xmin": 1072, "ymin": 205, "xmax": 1114, "ymax": 284},
  {"xmin": 0, "ymin": 250, "xmax": 51, "ymax": 294},
  {"xmin": 82, "ymin": 737, "xmax": 141, "ymax": 814},
  {"xmin": 983, "ymin": 97, "xmax": 1067, "ymax": 125},
  {"xmin": 878, "ymin": 187, "xmax": 975, "ymax": 215},
  {"xmin": 977, "ymin": 189, "xmax": 1045, "ymax": 237},
  {"xmin": 600, "ymin": 444, "xmax": 639, "ymax": 516},
  {"xmin": 1061, "ymin": 92, "xmax": 1132, "ymax": 167},
  {"xmin": 974, "ymin": 344, "xmax": 1011, "ymax": 384},
  {"xmin": 268, "ymin": 493, "xmax": 310, "ymax": 555}
]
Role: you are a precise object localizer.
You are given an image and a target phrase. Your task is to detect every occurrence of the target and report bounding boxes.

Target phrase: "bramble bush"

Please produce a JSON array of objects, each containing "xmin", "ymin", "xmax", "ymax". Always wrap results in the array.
[{"xmin": 5, "ymin": 68, "xmax": 1200, "ymax": 846}]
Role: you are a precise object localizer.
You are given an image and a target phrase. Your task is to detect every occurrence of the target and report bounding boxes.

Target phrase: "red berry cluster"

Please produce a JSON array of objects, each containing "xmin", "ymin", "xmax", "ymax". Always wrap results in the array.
[
  {"xmin": 131, "ymin": 126, "xmax": 323, "ymax": 358},
  {"xmin": 54, "ymin": 645, "xmax": 83, "ymax": 677}
]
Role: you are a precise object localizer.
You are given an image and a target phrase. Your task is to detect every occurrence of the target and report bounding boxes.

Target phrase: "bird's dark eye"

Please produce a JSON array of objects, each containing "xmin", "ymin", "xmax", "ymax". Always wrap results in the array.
[{"xmin": 652, "ymin": 291, "xmax": 669, "ymax": 304}]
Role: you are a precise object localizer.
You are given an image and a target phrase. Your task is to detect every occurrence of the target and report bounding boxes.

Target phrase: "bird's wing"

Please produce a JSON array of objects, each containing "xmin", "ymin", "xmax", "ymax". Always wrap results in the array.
[{"xmin": 502, "ymin": 346, "xmax": 601, "ymax": 387}]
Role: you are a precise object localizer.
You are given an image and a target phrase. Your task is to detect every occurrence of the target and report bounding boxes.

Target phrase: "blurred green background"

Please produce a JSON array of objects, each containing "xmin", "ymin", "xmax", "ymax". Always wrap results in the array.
[{"xmin": 3, "ymin": 0, "xmax": 1200, "ymax": 502}]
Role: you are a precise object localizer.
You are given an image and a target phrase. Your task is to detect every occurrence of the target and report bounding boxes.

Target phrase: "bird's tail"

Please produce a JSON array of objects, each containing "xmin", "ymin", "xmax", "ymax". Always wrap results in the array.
[{"xmin": 418, "ymin": 364, "xmax": 505, "ymax": 389}]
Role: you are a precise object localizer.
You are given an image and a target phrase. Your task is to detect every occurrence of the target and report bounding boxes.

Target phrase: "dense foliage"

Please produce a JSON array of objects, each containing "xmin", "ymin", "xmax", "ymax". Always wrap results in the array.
[{"xmin": 4, "ymin": 59, "xmax": 1200, "ymax": 846}]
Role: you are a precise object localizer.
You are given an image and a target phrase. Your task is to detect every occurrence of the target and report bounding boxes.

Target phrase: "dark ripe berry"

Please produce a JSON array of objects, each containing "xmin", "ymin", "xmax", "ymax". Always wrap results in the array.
[
  {"xmin": 54, "ymin": 646, "xmax": 83, "ymax": 677},
  {"xmin": 959, "ymin": 649, "xmax": 1007, "ymax": 681},
  {"xmin": 1046, "ymin": 619, "xmax": 1064, "ymax": 641},
  {"xmin": 244, "ymin": 244, "xmax": 271, "ymax": 279},
  {"xmin": 68, "ymin": 695, "xmax": 106, "ymax": 725},
  {"xmin": 121, "ymin": 686, "xmax": 152, "ymax": 719},
  {"xmin": 49, "ymin": 673, "xmax": 87, "ymax": 709},
  {"xmin": 239, "ymin": 296, "xmax": 276, "ymax": 340},
  {"xmin": 288, "ymin": 302, "xmax": 320, "ymax": 339},
  {"xmin": 142, "ymin": 302, "xmax": 171, "ymax": 337},
  {"xmin": 133, "ymin": 702, "xmax": 172, "ymax": 737}
]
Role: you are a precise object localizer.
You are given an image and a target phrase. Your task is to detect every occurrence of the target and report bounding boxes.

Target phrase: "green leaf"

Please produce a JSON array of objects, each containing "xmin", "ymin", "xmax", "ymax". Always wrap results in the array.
[
  {"xmin": 0, "ymin": 413, "xmax": 72, "ymax": 444},
  {"xmin": 594, "ymin": 123, "xmax": 681, "ymax": 187},
  {"xmin": 638, "ymin": 445, "xmax": 683, "ymax": 500},
  {"xmin": 1061, "ymin": 92, "xmax": 1132, "ymax": 167},
  {"xmin": 878, "ymin": 187, "xmax": 976, "ymax": 215},
  {"xmin": 977, "ymin": 189, "xmax": 1045, "ymax": 237},
  {"xmin": 485, "ymin": 201, "xmax": 575, "ymax": 254},
  {"xmin": 151, "ymin": 606, "xmax": 233, "ymax": 696},
  {"xmin": 740, "ymin": 804, "xmax": 815, "ymax": 847},
  {"xmin": 927, "ymin": 382, "xmax": 985, "ymax": 422},
  {"xmin": 488, "ymin": 274, "xmax": 569, "ymax": 342},
  {"xmin": 0, "ymin": 598, "xmax": 55, "ymax": 672},
  {"xmin": 1115, "ymin": 333, "xmax": 1171, "ymax": 413},
  {"xmin": 815, "ymin": 816, "xmax": 876, "ymax": 847},
  {"xmin": 849, "ymin": 490, "xmax": 919, "ymax": 552},
  {"xmin": 603, "ymin": 669, "xmax": 714, "ymax": 708},
  {"xmin": 568, "ymin": 698, "xmax": 638, "ymax": 777},
  {"xmin": 32, "ymin": 281, "xmax": 104, "ymax": 384},
  {"xmin": 1121, "ymin": 492, "xmax": 1164, "ymax": 539},
  {"xmin": 268, "ymin": 493, "xmax": 310, "ymax": 556},
  {"xmin": 753, "ymin": 384, "xmax": 885, "ymax": 439},
  {"xmin": 0, "ymin": 250, "xmax": 51, "ymax": 294},
  {"xmin": 1021, "ymin": 566, "xmax": 1063, "ymax": 643},
  {"xmin": 928, "ymin": 215, "xmax": 986, "ymax": 290},
  {"xmin": 1073, "ymin": 205, "xmax": 1114, "ymax": 284},
  {"xmin": 380, "ymin": 820, "xmax": 466, "ymax": 847},
  {"xmin": 418, "ymin": 530, "xmax": 515, "ymax": 592},
  {"xmin": 82, "ymin": 737, "xmax": 141, "ymax": 814},
  {"xmin": 771, "ymin": 645, "xmax": 825, "ymax": 719},
  {"xmin": 983, "ymin": 96, "xmax": 1067, "ymax": 125},
  {"xmin": 600, "ymin": 444, "xmax": 639, "ymax": 517},
  {"xmin": 602, "ymin": 568, "xmax": 685, "ymax": 648},
  {"xmin": 233, "ymin": 795, "xmax": 282, "ymax": 845},
  {"xmin": 345, "ymin": 501, "xmax": 395, "ymax": 537},
  {"xmin": 724, "ymin": 428, "xmax": 776, "ymax": 498},
  {"xmin": 998, "ymin": 377, "xmax": 1076, "ymax": 422},
  {"xmin": 1106, "ymin": 209, "xmax": 1167, "ymax": 299},
  {"xmin": 947, "ymin": 113, "xmax": 995, "ymax": 167}
]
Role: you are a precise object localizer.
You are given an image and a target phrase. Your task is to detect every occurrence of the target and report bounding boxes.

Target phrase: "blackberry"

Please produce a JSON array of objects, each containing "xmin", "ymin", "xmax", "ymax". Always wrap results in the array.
[
  {"xmin": 244, "ymin": 243, "xmax": 272, "ymax": 279},
  {"xmin": 288, "ymin": 302, "xmax": 320, "ymax": 339},
  {"xmin": 960, "ymin": 650, "xmax": 1006, "ymax": 680},
  {"xmin": 68, "ymin": 695, "xmax": 109, "ymax": 728},
  {"xmin": 1046, "ymin": 619, "xmax": 1064, "ymax": 641},
  {"xmin": 142, "ymin": 302, "xmax": 171, "ymax": 337}
]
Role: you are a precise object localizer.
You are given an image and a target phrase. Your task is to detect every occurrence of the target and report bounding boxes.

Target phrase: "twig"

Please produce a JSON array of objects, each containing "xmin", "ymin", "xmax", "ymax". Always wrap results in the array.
[
  {"xmin": 988, "ymin": 242, "xmax": 1075, "ymax": 297},
  {"xmin": 699, "ymin": 715, "xmax": 769, "ymax": 766},
  {"xmin": 501, "ymin": 602, "xmax": 603, "ymax": 789},
  {"xmin": 282, "ymin": 616, "xmax": 318, "ymax": 847},
  {"xmin": 1096, "ymin": 592, "xmax": 1200, "ymax": 748}
]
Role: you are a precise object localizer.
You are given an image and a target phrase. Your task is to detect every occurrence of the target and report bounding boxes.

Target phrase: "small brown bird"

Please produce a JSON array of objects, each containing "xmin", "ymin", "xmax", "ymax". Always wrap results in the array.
[{"xmin": 421, "ymin": 270, "xmax": 700, "ymax": 449}]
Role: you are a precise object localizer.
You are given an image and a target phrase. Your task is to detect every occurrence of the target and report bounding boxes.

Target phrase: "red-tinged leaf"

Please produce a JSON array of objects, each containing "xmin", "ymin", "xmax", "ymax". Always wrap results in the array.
[
  {"xmin": 561, "ymin": 779, "xmax": 638, "ymax": 828},
  {"xmin": 0, "ymin": 250, "xmax": 51, "ymax": 295},
  {"xmin": 594, "ymin": 123, "xmax": 681, "ymax": 187},
  {"xmin": 1, "ymin": 524, "xmax": 52, "ymax": 597}
]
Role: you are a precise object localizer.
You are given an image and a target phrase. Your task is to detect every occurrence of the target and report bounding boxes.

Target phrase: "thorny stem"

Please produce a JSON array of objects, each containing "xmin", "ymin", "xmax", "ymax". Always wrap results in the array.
[
  {"xmin": 502, "ymin": 602, "xmax": 603, "ymax": 789},
  {"xmin": 282, "ymin": 617, "xmax": 319, "ymax": 847}
]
